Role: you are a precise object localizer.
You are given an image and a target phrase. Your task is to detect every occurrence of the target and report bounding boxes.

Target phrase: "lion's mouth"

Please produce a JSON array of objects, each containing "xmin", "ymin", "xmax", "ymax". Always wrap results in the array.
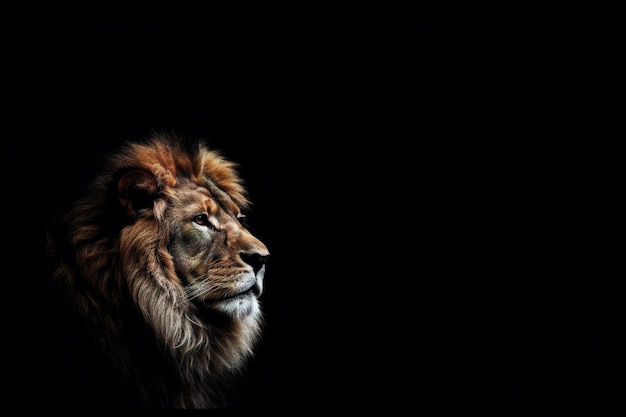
[
  {"xmin": 222, "ymin": 283, "xmax": 259, "ymax": 300},
  {"xmin": 195, "ymin": 281, "xmax": 262, "ymax": 320},
  {"xmin": 201, "ymin": 281, "xmax": 261, "ymax": 306}
]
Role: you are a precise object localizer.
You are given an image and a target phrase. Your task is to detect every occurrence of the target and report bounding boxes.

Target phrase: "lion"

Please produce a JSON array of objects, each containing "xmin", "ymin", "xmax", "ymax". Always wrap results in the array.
[{"xmin": 44, "ymin": 131, "xmax": 270, "ymax": 408}]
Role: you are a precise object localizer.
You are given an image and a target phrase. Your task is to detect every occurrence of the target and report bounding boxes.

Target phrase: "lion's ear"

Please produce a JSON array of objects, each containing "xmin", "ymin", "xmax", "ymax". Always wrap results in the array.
[{"xmin": 117, "ymin": 170, "xmax": 158, "ymax": 220}]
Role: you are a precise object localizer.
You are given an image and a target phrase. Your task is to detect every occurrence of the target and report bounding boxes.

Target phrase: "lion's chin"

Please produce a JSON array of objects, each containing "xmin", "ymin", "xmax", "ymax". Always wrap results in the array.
[
  {"xmin": 197, "ymin": 274, "xmax": 263, "ymax": 320},
  {"xmin": 205, "ymin": 292, "xmax": 260, "ymax": 319}
]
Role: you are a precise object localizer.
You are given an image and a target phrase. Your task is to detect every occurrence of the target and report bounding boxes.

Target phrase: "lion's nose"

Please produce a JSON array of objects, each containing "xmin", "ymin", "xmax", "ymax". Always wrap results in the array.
[{"xmin": 240, "ymin": 250, "xmax": 269, "ymax": 275}]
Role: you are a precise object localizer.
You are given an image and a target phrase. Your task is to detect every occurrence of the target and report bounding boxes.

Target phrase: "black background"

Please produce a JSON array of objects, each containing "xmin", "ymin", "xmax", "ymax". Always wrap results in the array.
[{"xmin": 8, "ymin": 17, "xmax": 621, "ymax": 413}]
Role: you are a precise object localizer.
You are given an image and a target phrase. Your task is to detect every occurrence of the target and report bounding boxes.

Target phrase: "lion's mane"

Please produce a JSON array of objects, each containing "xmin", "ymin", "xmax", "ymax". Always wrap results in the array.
[{"xmin": 45, "ymin": 132, "xmax": 265, "ymax": 408}]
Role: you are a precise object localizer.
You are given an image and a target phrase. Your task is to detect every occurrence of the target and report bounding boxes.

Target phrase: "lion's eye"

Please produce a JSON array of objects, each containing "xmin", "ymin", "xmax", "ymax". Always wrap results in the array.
[
  {"xmin": 237, "ymin": 213, "xmax": 249, "ymax": 227},
  {"xmin": 193, "ymin": 214, "xmax": 210, "ymax": 227}
]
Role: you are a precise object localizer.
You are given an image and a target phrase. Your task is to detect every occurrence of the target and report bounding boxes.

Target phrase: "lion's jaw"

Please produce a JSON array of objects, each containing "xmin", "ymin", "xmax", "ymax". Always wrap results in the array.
[{"xmin": 202, "ymin": 265, "xmax": 265, "ymax": 319}]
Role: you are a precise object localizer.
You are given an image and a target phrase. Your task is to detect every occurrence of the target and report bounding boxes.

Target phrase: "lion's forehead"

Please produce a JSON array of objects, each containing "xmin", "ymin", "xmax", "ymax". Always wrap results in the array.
[{"xmin": 171, "ymin": 181, "xmax": 239, "ymax": 215}]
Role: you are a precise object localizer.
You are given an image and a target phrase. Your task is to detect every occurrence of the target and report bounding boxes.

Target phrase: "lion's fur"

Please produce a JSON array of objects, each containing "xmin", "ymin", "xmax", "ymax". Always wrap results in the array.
[{"xmin": 45, "ymin": 132, "xmax": 267, "ymax": 408}]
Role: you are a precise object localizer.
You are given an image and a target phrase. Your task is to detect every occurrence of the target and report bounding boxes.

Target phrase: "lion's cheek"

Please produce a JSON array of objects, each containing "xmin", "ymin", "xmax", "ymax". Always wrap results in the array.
[
  {"xmin": 169, "ymin": 229, "xmax": 216, "ymax": 277},
  {"xmin": 175, "ymin": 226, "xmax": 210, "ymax": 256}
]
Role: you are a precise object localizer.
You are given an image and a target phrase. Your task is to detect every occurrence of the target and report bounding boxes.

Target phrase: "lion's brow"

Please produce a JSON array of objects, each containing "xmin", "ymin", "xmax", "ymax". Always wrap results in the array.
[{"xmin": 204, "ymin": 181, "xmax": 239, "ymax": 213}]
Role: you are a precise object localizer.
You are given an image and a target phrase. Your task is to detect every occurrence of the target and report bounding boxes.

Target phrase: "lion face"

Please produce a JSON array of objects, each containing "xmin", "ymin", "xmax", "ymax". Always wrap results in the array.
[{"xmin": 167, "ymin": 179, "xmax": 269, "ymax": 319}]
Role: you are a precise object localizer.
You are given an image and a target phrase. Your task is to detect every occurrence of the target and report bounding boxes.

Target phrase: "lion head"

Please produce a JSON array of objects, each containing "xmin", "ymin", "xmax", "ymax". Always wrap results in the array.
[{"xmin": 45, "ymin": 132, "xmax": 269, "ymax": 408}]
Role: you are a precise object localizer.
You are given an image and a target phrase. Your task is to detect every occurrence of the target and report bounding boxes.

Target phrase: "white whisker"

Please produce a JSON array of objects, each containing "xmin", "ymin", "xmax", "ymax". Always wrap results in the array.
[{"xmin": 184, "ymin": 274, "xmax": 220, "ymax": 302}]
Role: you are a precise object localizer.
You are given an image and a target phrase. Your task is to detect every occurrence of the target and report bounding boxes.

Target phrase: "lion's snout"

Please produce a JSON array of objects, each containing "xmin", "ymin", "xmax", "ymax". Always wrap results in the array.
[
  {"xmin": 240, "ymin": 243, "xmax": 268, "ymax": 298},
  {"xmin": 240, "ymin": 250, "xmax": 269, "ymax": 275},
  {"xmin": 252, "ymin": 264, "xmax": 266, "ymax": 297}
]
